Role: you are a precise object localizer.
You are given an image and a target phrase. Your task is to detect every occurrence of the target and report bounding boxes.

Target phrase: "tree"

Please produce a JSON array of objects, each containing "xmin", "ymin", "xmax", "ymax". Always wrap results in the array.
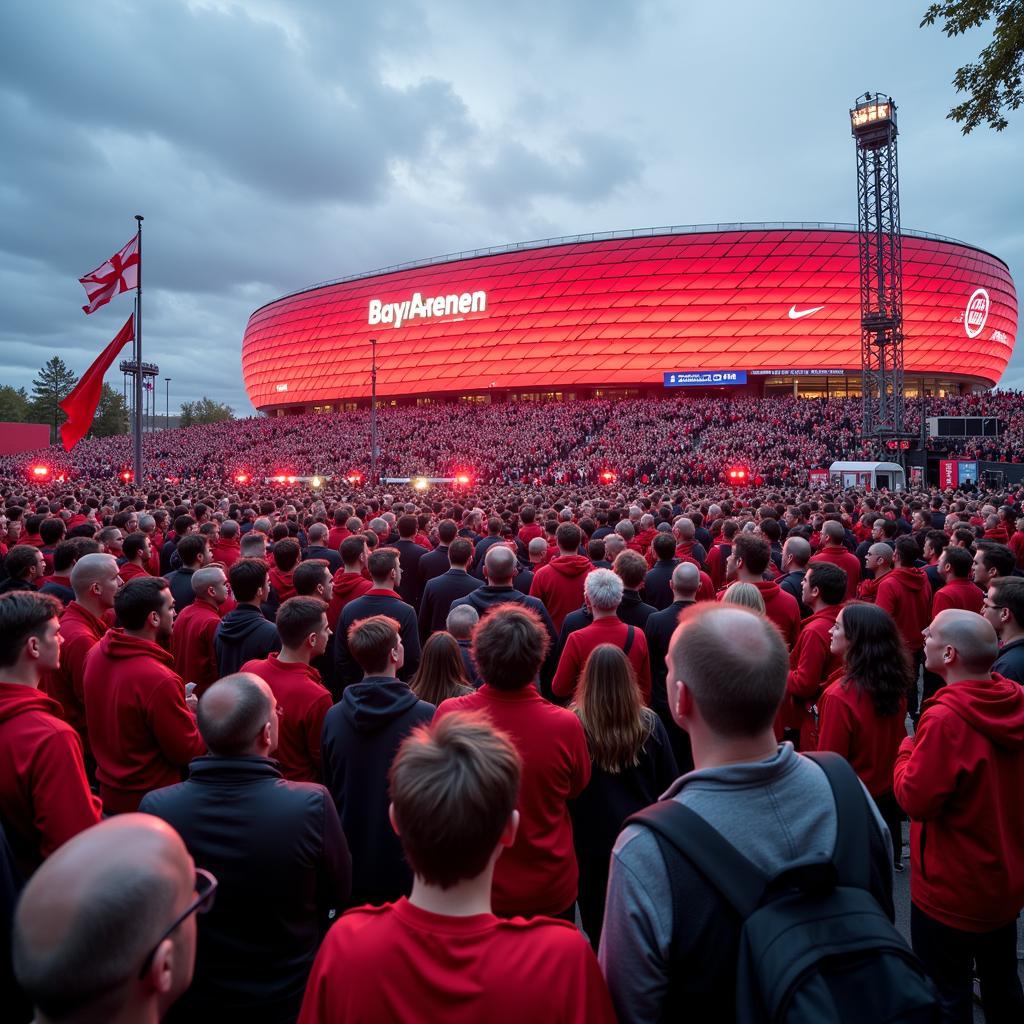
[
  {"xmin": 0, "ymin": 385, "xmax": 30, "ymax": 423},
  {"xmin": 921, "ymin": 1, "xmax": 1024, "ymax": 132},
  {"xmin": 91, "ymin": 383, "xmax": 129, "ymax": 437},
  {"xmin": 179, "ymin": 396, "xmax": 234, "ymax": 428},
  {"xmin": 29, "ymin": 356, "xmax": 78, "ymax": 442}
]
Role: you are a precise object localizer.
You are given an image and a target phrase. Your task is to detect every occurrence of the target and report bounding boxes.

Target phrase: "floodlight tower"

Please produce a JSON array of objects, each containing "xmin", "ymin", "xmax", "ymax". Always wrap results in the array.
[{"xmin": 850, "ymin": 93, "xmax": 905, "ymax": 452}]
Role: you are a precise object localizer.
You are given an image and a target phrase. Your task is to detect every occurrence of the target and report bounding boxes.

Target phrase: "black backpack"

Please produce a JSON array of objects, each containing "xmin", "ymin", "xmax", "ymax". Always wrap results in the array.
[{"xmin": 626, "ymin": 752, "xmax": 940, "ymax": 1024}]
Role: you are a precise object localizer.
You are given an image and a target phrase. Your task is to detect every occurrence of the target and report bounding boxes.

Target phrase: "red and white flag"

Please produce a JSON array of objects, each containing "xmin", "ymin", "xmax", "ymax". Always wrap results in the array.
[{"xmin": 79, "ymin": 233, "xmax": 139, "ymax": 314}]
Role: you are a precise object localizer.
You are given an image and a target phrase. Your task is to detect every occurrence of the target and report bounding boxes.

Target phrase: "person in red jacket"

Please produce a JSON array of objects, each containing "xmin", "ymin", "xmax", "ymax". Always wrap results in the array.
[
  {"xmin": 818, "ymin": 602, "xmax": 910, "ymax": 867},
  {"xmin": 171, "ymin": 565, "xmax": 229, "ymax": 696},
  {"xmin": 722, "ymin": 533, "xmax": 800, "ymax": 648},
  {"xmin": 241, "ymin": 596, "xmax": 333, "ymax": 782},
  {"xmin": 210, "ymin": 518, "xmax": 241, "ymax": 568},
  {"xmin": 894, "ymin": 609, "xmax": 1024, "ymax": 1022},
  {"xmin": 299, "ymin": 710, "xmax": 614, "ymax": 1024},
  {"xmin": 328, "ymin": 535, "xmax": 373, "ymax": 630},
  {"xmin": 119, "ymin": 531, "xmax": 152, "ymax": 583},
  {"xmin": 269, "ymin": 537, "xmax": 301, "ymax": 605},
  {"xmin": 809, "ymin": 521, "xmax": 861, "ymax": 602},
  {"xmin": 855, "ymin": 542, "xmax": 892, "ymax": 603},
  {"xmin": 529, "ymin": 522, "xmax": 593, "ymax": 632},
  {"xmin": 435, "ymin": 605, "xmax": 590, "ymax": 919},
  {"xmin": 83, "ymin": 577, "xmax": 205, "ymax": 814},
  {"xmin": 0, "ymin": 591, "xmax": 102, "ymax": 876},
  {"xmin": 552, "ymin": 569, "xmax": 651, "ymax": 703},
  {"xmin": 780, "ymin": 561, "xmax": 846, "ymax": 750},
  {"xmin": 40, "ymin": 553, "xmax": 120, "ymax": 762},
  {"xmin": 877, "ymin": 536, "xmax": 933, "ymax": 712},
  {"xmin": 705, "ymin": 519, "xmax": 739, "ymax": 590},
  {"xmin": 932, "ymin": 545, "xmax": 983, "ymax": 616}
]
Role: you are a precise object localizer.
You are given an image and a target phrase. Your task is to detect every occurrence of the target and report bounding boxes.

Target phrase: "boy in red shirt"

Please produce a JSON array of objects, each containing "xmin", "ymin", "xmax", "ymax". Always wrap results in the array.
[{"xmin": 298, "ymin": 711, "xmax": 614, "ymax": 1024}]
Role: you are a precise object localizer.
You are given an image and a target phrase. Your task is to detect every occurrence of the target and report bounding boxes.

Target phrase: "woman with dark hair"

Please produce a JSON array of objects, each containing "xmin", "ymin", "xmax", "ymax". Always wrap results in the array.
[
  {"xmin": 819, "ymin": 601, "xmax": 911, "ymax": 868},
  {"xmin": 409, "ymin": 632, "xmax": 473, "ymax": 706},
  {"xmin": 569, "ymin": 644, "xmax": 678, "ymax": 947}
]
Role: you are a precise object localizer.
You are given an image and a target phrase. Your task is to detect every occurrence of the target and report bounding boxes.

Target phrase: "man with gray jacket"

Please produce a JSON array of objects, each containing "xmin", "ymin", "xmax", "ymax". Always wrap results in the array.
[{"xmin": 599, "ymin": 604, "xmax": 893, "ymax": 1022}]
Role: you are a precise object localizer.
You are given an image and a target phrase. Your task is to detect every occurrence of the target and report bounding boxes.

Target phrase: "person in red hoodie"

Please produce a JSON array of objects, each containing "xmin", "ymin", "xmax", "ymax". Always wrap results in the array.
[
  {"xmin": 119, "ymin": 531, "xmax": 152, "ymax": 583},
  {"xmin": 435, "ymin": 605, "xmax": 590, "ymax": 919},
  {"xmin": 210, "ymin": 518, "xmax": 242, "ymax": 568},
  {"xmin": 780, "ymin": 561, "xmax": 846, "ymax": 750},
  {"xmin": 298, "ymin": 709, "xmax": 615, "ymax": 1024},
  {"xmin": 328, "ymin": 535, "xmax": 373, "ymax": 630},
  {"xmin": 809, "ymin": 521, "xmax": 861, "ymax": 602},
  {"xmin": 722, "ymin": 533, "xmax": 800, "ymax": 648},
  {"xmin": 241, "ymin": 596, "xmax": 333, "ymax": 782},
  {"xmin": 517, "ymin": 505, "xmax": 544, "ymax": 547},
  {"xmin": 83, "ymin": 577, "xmax": 206, "ymax": 814},
  {"xmin": 0, "ymin": 591, "xmax": 102, "ymax": 877},
  {"xmin": 894, "ymin": 609, "xmax": 1024, "ymax": 1022},
  {"xmin": 932, "ymin": 545, "xmax": 983, "ymax": 616},
  {"xmin": 40, "ymin": 553, "xmax": 120, "ymax": 763},
  {"xmin": 705, "ymin": 519, "xmax": 739, "ymax": 590},
  {"xmin": 855, "ymin": 542, "xmax": 892, "ymax": 603},
  {"xmin": 269, "ymin": 537, "xmax": 301, "ymax": 609},
  {"xmin": 171, "ymin": 565, "xmax": 230, "ymax": 697},
  {"xmin": 529, "ymin": 523, "xmax": 593, "ymax": 633},
  {"xmin": 877, "ymin": 536, "xmax": 933, "ymax": 713},
  {"xmin": 818, "ymin": 602, "xmax": 910, "ymax": 868}
]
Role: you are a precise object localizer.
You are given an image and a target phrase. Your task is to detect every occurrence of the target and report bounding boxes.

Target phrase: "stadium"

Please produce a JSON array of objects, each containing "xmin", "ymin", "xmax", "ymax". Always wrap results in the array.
[{"xmin": 242, "ymin": 223, "xmax": 1017, "ymax": 414}]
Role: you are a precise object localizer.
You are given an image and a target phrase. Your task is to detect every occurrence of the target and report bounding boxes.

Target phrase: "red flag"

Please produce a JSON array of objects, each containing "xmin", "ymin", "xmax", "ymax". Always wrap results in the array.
[
  {"xmin": 59, "ymin": 315, "xmax": 135, "ymax": 451},
  {"xmin": 79, "ymin": 234, "xmax": 139, "ymax": 314}
]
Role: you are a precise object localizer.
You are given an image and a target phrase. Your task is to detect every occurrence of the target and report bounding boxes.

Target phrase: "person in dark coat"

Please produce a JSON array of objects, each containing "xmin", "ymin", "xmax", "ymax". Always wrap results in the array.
[
  {"xmin": 321, "ymin": 615, "xmax": 434, "ymax": 907},
  {"xmin": 334, "ymin": 548, "xmax": 421, "ymax": 691},
  {"xmin": 215, "ymin": 559, "xmax": 281, "ymax": 677},
  {"xmin": 418, "ymin": 538, "xmax": 482, "ymax": 642},
  {"xmin": 643, "ymin": 562, "xmax": 699, "ymax": 774},
  {"xmin": 643, "ymin": 533, "xmax": 681, "ymax": 611},
  {"xmin": 986, "ymin": 577, "xmax": 1024, "ymax": 686},
  {"xmin": 418, "ymin": 519, "xmax": 456, "ymax": 585},
  {"xmin": 393, "ymin": 515, "xmax": 427, "ymax": 610},
  {"xmin": 142, "ymin": 674, "xmax": 350, "ymax": 1024},
  {"xmin": 471, "ymin": 517, "xmax": 507, "ymax": 578},
  {"xmin": 302, "ymin": 523, "xmax": 343, "ymax": 575},
  {"xmin": 164, "ymin": 534, "xmax": 209, "ymax": 613},
  {"xmin": 0, "ymin": 546, "xmax": 44, "ymax": 595},
  {"xmin": 777, "ymin": 535, "xmax": 812, "ymax": 618}
]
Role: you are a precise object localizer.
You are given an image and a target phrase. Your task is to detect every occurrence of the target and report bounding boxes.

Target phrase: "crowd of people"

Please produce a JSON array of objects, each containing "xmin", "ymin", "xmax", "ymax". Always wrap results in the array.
[
  {"xmin": 2, "ymin": 389, "xmax": 1023, "ymax": 488},
  {"xmin": 2, "ymin": 416, "xmax": 1024, "ymax": 1022}
]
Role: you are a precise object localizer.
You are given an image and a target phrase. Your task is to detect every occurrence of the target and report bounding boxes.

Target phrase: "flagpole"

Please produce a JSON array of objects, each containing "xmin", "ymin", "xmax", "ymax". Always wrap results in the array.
[{"xmin": 133, "ymin": 214, "xmax": 144, "ymax": 485}]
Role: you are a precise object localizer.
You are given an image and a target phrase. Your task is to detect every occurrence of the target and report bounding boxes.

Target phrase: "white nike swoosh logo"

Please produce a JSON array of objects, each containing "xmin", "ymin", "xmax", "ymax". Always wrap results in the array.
[{"xmin": 788, "ymin": 305, "xmax": 825, "ymax": 320}]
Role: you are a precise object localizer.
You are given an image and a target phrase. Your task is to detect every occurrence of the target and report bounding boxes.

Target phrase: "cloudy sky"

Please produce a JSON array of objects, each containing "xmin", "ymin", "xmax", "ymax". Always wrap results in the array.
[{"xmin": 2, "ymin": 1, "xmax": 1021, "ymax": 416}]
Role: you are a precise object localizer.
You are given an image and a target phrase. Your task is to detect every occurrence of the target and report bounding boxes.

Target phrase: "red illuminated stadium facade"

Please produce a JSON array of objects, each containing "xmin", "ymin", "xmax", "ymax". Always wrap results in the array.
[{"xmin": 242, "ymin": 224, "xmax": 1017, "ymax": 413}]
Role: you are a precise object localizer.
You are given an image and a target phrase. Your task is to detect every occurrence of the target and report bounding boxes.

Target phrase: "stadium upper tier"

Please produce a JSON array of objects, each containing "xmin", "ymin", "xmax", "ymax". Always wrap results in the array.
[{"xmin": 241, "ymin": 224, "xmax": 1017, "ymax": 412}]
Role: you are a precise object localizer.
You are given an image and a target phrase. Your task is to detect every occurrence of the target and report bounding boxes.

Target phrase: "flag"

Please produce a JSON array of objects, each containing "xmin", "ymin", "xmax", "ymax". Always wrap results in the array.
[
  {"xmin": 79, "ymin": 233, "xmax": 139, "ymax": 315},
  {"xmin": 59, "ymin": 314, "xmax": 135, "ymax": 451}
]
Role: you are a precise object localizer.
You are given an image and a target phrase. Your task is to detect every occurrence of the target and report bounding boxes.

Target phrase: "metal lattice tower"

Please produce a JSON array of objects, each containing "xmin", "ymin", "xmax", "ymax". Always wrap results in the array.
[{"xmin": 851, "ymin": 93, "xmax": 905, "ymax": 450}]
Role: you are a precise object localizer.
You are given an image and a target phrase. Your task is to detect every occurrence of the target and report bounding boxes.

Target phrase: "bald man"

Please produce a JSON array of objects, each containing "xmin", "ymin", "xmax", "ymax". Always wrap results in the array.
[
  {"xmin": 894, "ymin": 610, "xmax": 1024, "ymax": 1021},
  {"xmin": 171, "ymin": 565, "xmax": 230, "ymax": 697},
  {"xmin": 40, "ymin": 553, "xmax": 121, "ymax": 761},
  {"xmin": 13, "ymin": 814, "xmax": 200, "ymax": 1024},
  {"xmin": 855, "ymin": 542, "xmax": 893, "ymax": 603},
  {"xmin": 141, "ymin": 674, "xmax": 350, "ymax": 1023},
  {"xmin": 809, "ymin": 521, "xmax": 860, "ymax": 602}
]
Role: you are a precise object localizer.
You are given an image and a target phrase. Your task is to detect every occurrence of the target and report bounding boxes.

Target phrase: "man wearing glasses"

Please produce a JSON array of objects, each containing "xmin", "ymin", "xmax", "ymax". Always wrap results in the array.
[
  {"xmin": 985, "ymin": 577, "xmax": 1024, "ymax": 686},
  {"xmin": 12, "ymin": 814, "xmax": 212, "ymax": 1024}
]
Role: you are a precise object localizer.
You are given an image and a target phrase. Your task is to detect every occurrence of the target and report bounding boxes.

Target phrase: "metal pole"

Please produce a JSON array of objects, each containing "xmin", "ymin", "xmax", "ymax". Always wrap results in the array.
[
  {"xmin": 165, "ymin": 377, "xmax": 171, "ymax": 430},
  {"xmin": 132, "ymin": 214, "xmax": 144, "ymax": 484},
  {"xmin": 369, "ymin": 337, "xmax": 378, "ymax": 487}
]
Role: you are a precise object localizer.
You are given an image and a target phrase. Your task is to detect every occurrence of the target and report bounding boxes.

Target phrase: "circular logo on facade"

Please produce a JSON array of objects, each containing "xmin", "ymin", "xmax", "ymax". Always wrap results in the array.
[{"xmin": 964, "ymin": 288, "xmax": 990, "ymax": 339}]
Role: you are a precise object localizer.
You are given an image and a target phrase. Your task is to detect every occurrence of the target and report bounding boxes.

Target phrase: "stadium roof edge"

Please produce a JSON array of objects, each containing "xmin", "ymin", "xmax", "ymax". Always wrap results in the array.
[{"xmin": 250, "ymin": 222, "xmax": 1008, "ymax": 317}]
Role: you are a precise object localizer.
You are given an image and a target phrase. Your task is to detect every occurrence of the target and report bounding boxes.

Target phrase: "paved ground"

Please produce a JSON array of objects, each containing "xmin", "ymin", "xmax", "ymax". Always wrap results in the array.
[{"xmin": 890, "ymin": 820, "xmax": 1024, "ymax": 1022}]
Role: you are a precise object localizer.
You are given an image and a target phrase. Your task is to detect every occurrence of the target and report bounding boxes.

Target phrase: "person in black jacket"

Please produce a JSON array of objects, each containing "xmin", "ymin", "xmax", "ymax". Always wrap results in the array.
[
  {"xmin": 215, "ymin": 559, "xmax": 280, "ymax": 677},
  {"xmin": 164, "ymin": 534, "xmax": 209, "ymax": 613},
  {"xmin": 141, "ymin": 673, "xmax": 351, "ymax": 1024},
  {"xmin": 777, "ymin": 535, "xmax": 812, "ymax": 618},
  {"xmin": 302, "ymin": 523, "xmax": 342, "ymax": 575},
  {"xmin": 418, "ymin": 538, "xmax": 483, "ymax": 642},
  {"xmin": 418, "ymin": 519, "xmax": 456, "ymax": 585},
  {"xmin": 321, "ymin": 615, "xmax": 434, "ymax": 907},
  {"xmin": 987, "ymin": 577, "xmax": 1024, "ymax": 685},
  {"xmin": 392, "ymin": 516, "xmax": 427, "ymax": 610},
  {"xmin": 644, "ymin": 533, "xmax": 681, "ymax": 611},
  {"xmin": 334, "ymin": 548, "xmax": 421, "ymax": 690}
]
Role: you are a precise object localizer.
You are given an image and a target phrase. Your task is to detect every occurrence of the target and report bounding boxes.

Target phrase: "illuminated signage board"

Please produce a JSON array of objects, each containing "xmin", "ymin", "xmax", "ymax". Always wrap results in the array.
[
  {"xmin": 964, "ymin": 288, "xmax": 990, "ymax": 339},
  {"xmin": 663, "ymin": 371, "xmax": 747, "ymax": 387},
  {"xmin": 368, "ymin": 289, "xmax": 486, "ymax": 329}
]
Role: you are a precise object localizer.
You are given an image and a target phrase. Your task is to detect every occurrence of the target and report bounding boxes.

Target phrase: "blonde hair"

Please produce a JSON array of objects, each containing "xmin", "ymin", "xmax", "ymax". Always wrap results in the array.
[
  {"xmin": 722, "ymin": 582, "xmax": 766, "ymax": 614},
  {"xmin": 572, "ymin": 644, "xmax": 654, "ymax": 773}
]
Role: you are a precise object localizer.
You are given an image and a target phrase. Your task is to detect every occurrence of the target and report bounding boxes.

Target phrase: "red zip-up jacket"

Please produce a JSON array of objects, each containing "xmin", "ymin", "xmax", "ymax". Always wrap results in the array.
[
  {"xmin": 210, "ymin": 536, "xmax": 241, "ymax": 568},
  {"xmin": 171, "ymin": 597, "xmax": 223, "ymax": 695},
  {"xmin": 434, "ymin": 686, "xmax": 590, "ymax": 917},
  {"xmin": 529, "ymin": 554, "xmax": 594, "ymax": 633},
  {"xmin": 931, "ymin": 577, "xmax": 984, "ymax": 616},
  {"xmin": 327, "ymin": 570, "xmax": 374, "ymax": 630},
  {"xmin": 551, "ymin": 616, "xmax": 652, "ymax": 703},
  {"xmin": 876, "ymin": 567, "xmax": 931, "ymax": 652},
  {"xmin": 0, "ymin": 683, "xmax": 102, "ymax": 875},
  {"xmin": 240, "ymin": 653, "xmax": 332, "ymax": 782},
  {"xmin": 894, "ymin": 674, "xmax": 1024, "ymax": 932},
  {"xmin": 83, "ymin": 629, "xmax": 205, "ymax": 814},
  {"xmin": 781, "ymin": 605, "xmax": 843, "ymax": 749},
  {"xmin": 40, "ymin": 601, "xmax": 108, "ymax": 754}
]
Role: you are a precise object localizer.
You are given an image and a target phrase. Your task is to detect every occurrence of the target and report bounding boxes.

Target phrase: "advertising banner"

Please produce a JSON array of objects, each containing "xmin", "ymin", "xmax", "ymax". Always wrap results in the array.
[
  {"xmin": 958, "ymin": 461, "xmax": 979, "ymax": 485},
  {"xmin": 940, "ymin": 460, "xmax": 959, "ymax": 489},
  {"xmin": 663, "ymin": 371, "xmax": 747, "ymax": 387},
  {"xmin": 808, "ymin": 468, "xmax": 829, "ymax": 488}
]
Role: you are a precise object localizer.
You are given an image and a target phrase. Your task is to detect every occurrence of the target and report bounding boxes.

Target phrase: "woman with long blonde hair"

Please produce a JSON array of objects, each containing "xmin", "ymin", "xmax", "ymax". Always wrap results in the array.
[{"xmin": 570, "ymin": 644, "xmax": 678, "ymax": 947}]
